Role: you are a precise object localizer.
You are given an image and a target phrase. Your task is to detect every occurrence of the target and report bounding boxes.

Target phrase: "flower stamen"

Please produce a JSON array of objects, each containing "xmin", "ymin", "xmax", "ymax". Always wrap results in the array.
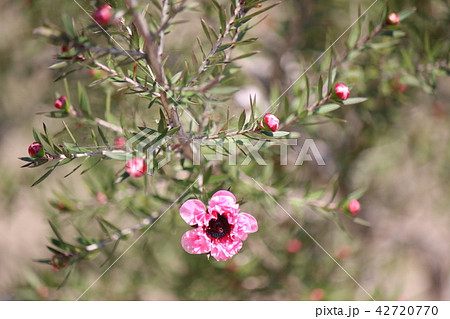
[{"xmin": 206, "ymin": 215, "xmax": 230, "ymax": 239}]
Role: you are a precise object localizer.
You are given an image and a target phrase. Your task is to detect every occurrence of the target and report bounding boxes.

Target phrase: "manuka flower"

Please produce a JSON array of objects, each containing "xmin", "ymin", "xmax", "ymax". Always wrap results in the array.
[{"xmin": 179, "ymin": 190, "xmax": 258, "ymax": 261}]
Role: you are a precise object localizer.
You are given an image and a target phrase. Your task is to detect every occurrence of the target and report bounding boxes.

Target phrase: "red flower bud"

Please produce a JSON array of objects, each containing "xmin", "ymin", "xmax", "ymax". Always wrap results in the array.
[
  {"xmin": 263, "ymin": 113, "xmax": 280, "ymax": 132},
  {"xmin": 334, "ymin": 83, "xmax": 350, "ymax": 100},
  {"xmin": 387, "ymin": 13, "xmax": 400, "ymax": 25},
  {"xmin": 286, "ymin": 238, "xmax": 303, "ymax": 254},
  {"xmin": 93, "ymin": 4, "xmax": 113, "ymax": 26},
  {"xmin": 28, "ymin": 142, "xmax": 45, "ymax": 158},
  {"xmin": 126, "ymin": 158, "xmax": 147, "ymax": 178},
  {"xmin": 114, "ymin": 136, "xmax": 127, "ymax": 149},
  {"xmin": 61, "ymin": 45, "xmax": 68, "ymax": 53},
  {"xmin": 51, "ymin": 254, "xmax": 69, "ymax": 271},
  {"xmin": 348, "ymin": 199, "xmax": 360, "ymax": 216},
  {"xmin": 397, "ymin": 84, "xmax": 407, "ymax": 93},
  {"xmin": 54, "ymin": 95, "xmax": 67, "ymax": 109}
]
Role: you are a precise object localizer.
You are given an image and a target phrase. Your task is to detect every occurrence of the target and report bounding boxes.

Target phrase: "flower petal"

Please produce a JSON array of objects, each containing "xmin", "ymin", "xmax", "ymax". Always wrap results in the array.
[
  {"xmin": 209, "ymin": 190, "xmax": 237, "ymax": 207},
  {"xmin": 208, "ymin": 190, "xmax": 240, "ymax": 222},
  {"xmin": 210, "ymin": 237, "xmax": 243, "ymax": 261},
  {"xmin": 180, "ymin": 199, "xmax": 211, "ymax": 226},
  {"xmin": 181, "ymin": 228, "xmax": 211, "ymax": 255},
  {"xmin": 233, "ymin": 213, "xmax": 258, "ymax": 240}
]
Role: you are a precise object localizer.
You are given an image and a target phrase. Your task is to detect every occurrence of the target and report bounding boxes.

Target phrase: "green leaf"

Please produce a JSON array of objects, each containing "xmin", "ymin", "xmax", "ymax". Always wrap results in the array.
[
  {"xmin": 353, "ymin": 217, "xmax": 371, "ymax": 227},
  {"xmin": 32, "ymin": 166, "xmax": 56, "ymax": 187},
  {"xmin": 77, "ymin": 82, "xmax": 92, "ymax": 117},
  {"xmin": 398, "ymin": 7, "xmax": 416, "ymax": 21},
  {"xmin": 234, "ymin": 2, "xmax": 280, "ymax": 26},
  {"xmin": 104, "ymin": 151, "xmax": 129, "ymax": 161},
  {"xmin": 90, "ymin": 129, "xmax": 99, "ymax": 147},
  {"xmin": 208, "ymin": 86, "xmax": 240, "ymax": 95},
  {"xmin": 49, "ymin": 61, "xmax": 69, "ymax": 70},
  {"xmin": 170, "ymin": 71, "xmax": 183, "ymax": 85},
  {"xmin": 317, "ymin": 103, "xmax": 341, "ymax": 114},
  {"xmin": 167, "ymin": 126, "xmax": 180, "ymax": 136},
  {"xmin": 317, "ymin": 76, "xmax": 323, "ymax": 101},
  {"xmin": 61, "ymin": 15, "xmax": 76, "ymax": 39},
  {"xmin": 80, "ymin": 158, "xmax": 102, "ymax": 175},
  {"xmin": 305, "ymin": 75, "xmax": 310, "ymax": 108},
  {"xmin": 338, "ymin": 97, "xmax": 368, "ymax": 105},
  {"xmin": 201, "ymin": 19, "xmax": 213, "ymax": 46},
  {"xmin": 32, "ymin": 129, "xmax": 41, "ymax": 144},
  {"xmin": 260, "ymin": 130, "xmax": 290, "ymax": 137},
  {"xmin": 218, "ymin": 6, "xmax": 226, "ymax": 33},
  {"xmin": 230, "ymin": 51, "xmax": 260, "ymax": 61},
  {"xmin": 97, "ymin": 126, "xmax": 110, "ymax": 148},
  {"xmin": 115, "ymin": 171, "xmax": 129, "ymax": 184},
  {"xmin": 64, "ymin": 163, "xmax": 83, "ymax": 178},
  {"xmin": 62, "ymin": 121, "xmax": 76, "ymax": 144},
  {"xmin": 158, "ymin": 109, "xmax": 167, "ymax": 133},
  {"xmin": 238, "ymin": 110, "xmax": 246, "ymax": 131},
  {"xmin": 49, "ymin": 220, "xmax": 64, "ymax": 243}
]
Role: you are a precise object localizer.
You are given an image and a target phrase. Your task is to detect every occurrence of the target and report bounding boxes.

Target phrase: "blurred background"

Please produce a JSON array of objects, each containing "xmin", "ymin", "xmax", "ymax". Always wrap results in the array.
[{"xmin": 0, "ymin": 0, "xmax": 449, "ymax": 300}]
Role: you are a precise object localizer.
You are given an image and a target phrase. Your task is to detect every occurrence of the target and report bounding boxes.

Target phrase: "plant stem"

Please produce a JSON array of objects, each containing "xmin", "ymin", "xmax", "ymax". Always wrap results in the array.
[
  {"xmin": 125, "ymin": 0, "xmax": 193, "ymax": 161},
  {"xmin": 85, "ymin": 215, "xmax": 159, "ymax": 252}
]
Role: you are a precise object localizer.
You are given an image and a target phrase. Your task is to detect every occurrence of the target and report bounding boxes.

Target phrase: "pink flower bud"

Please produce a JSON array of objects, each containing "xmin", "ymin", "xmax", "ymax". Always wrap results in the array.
[
  {"xmin": 28, "ymin": 142, "xmax": 45, "ymax": 158},
  {"xmin": 387, "ymin": 13, "xmax": 400, "ymax": 25},
  {"xmin": 114, "ymin": 136, "xmax": 127, "ymax": 149},
  {"xmin": 93, "ymin": 4, "xmax": 113, "ymax": 26},
  {"xmin": 309, "ymin": 288, "xmax": 325, "ymax": 301},
  {"xmin": 126, "ymin": 158, "xmax": 147, "ymax": 178},
  {"xmin": 286, "ymin": 238, "xmax": 303, "ymax": 254},
  {"xmin": 348, "ymin": 199, "xmax": 360, "ymax": 216},
  {"xmin": 96, "ymin": 192, "xmax": 108, "ymax": 204},
  {"xmin": 54, "ymin": 95, "xmax": 67, "ymax": 109},
  {"xmin": 336, "ymin": 245, "xmax": 352, "ymax": 260},
  {"xmin": 334, "ymin": 83, "xmax": 350, "ymax": 100},
  {"xmin": 263, "ymin": 113, "xmax": 280, "ymax": 132}
]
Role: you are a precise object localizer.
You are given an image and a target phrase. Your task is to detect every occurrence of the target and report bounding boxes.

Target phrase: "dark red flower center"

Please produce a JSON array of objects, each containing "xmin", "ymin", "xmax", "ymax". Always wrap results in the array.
[{"xmin": 206, "ymin": 214, "xmax": 230, "ymax": 239}]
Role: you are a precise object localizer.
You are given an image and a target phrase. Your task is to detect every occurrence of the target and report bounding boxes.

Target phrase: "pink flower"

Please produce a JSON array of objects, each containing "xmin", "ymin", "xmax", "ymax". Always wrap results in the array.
[
  {"xmin": 125, "ymin": 157, "xmax": 146, "ymax": 178},
  {"xmin": 180, "ymin": 190, "xmax": 258, "ymax": 261},
  {"xmin": 348, "ymin": 199, "xmax": 360, "ymax": 216},
  {"xmin": 387, "ymin": 13, "xmax": 400, "ymax": 25},
  {"xmin": 334, "ymin": 83, "xmax": 350, "ymax": 100},
  {"xmin": 263, "ymin": 113, "xmax": 280, "ymax": 132},
  {"xmin": 93, "ymin": 4, "xmax": 113, "ymax": 26},
  {"xmin": 54, "ymin": 95, "xmax": 67, "ymax": 109}
]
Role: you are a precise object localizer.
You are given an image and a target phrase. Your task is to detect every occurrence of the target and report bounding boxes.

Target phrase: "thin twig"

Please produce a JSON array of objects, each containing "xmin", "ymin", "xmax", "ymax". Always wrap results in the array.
[
  {"xmin": 68, "ymin": 101, "xmax": 124, "ymax": 134},
  {"xmin": 155, "ymin": 0, "xmax": 188, "ymax": 35},
  {"xmin": 158, "ymin": 0, "xmax": 169, "ymax": 59},
  {"xmin": 94, "ymin": 61, "xmax": 161, "ymax": 98},
  {"xmin": 125, "ymin": 0, "xmax": 193, "ymax": 160},
  {"xmin": 335, "ymin": 22, "xmax": 384, "ymax": 65},
  {"xmin": 85, "ymin": 215, "xmax": 159, "ymax": 252},
  {"xmin": 189, "ymin": 1, "xmax": 243, "ymax": 87},
  {"xmin": 94, "ymin": 118, "xmax": 123, "ymax": 133},
  {"xmin": 47, "ymin": 149, "xmax": 129, "ymax": 160},
  {"xmin": 196, "ymin": 126, "xmax": 261, "ymax": 140},
  {"xmin": 82, "ymin": 46, "xmax": 145, "ymax": 57}
]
